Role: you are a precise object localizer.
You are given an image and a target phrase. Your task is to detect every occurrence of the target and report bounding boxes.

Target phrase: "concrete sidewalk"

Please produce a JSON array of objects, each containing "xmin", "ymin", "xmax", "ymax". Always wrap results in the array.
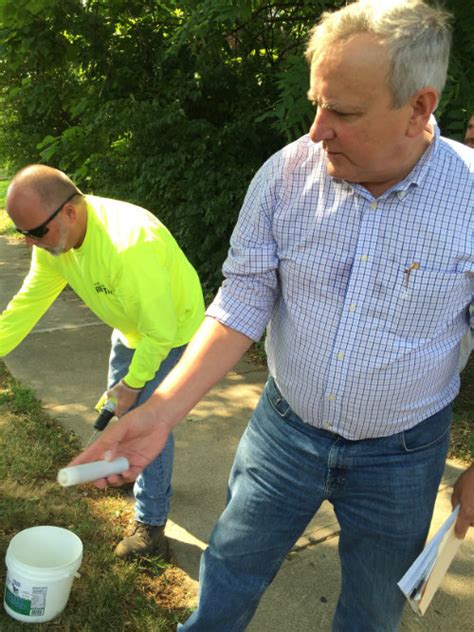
[{"xmin": 1, "ymin": 234, "xmax": 472, "ymax": 631}]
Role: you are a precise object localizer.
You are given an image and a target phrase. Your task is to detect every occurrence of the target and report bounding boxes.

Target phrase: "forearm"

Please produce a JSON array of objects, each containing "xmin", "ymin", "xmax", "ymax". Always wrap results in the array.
[
  {"xmin": 0, "ymin": 264, "xmax": 66, "ymax": 356},
  {"xmin": 123, "ymin": 335, "xmax": 172, "ymax": 389},
  {"xmin": 142, "ymin": 316, "xmax": 254, "ymax": 429}
]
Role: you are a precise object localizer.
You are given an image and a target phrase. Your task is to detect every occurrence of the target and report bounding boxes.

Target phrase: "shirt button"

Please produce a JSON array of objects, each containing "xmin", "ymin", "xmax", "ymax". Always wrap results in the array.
[
  {"xmin": 398, "ymin": 191, "xmax": 406, "ymax": 200},
  {"xmin": 327, "ymin": 393, "xmax": 335, "ymax": 401},
  {"xmin": 360, "ymin": 255, "xmax": 368, "ymax": 264},
  {"xmin": 325, "ymin": 421, "xmax": 333, "ymax": 429},
  {"xmin": 337, "ymin": 351, "xmax": 345, "ymax": 361},
  {"xmin": 349, "ymin": 303, "xmax": 357, "ymax": 312},
  {"xmin": 370, "ymin": 201, "xmax": 377, "ymax": 210}
]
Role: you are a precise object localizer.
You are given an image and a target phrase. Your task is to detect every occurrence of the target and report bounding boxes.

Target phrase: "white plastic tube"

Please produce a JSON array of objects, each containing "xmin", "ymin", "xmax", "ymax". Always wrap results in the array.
[{"xmin": 57, "ymin": 457, "xmax": 129, "ymax": 487}]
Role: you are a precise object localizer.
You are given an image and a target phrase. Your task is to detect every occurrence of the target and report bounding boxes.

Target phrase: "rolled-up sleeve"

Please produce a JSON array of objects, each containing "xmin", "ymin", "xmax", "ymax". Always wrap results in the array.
[{"xmin": 207, "ymin": 159, "xmax": 282, "ymax": 341}]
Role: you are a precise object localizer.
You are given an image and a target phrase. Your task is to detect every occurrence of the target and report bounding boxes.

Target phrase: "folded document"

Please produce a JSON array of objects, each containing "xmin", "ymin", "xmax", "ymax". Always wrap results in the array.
[{"xmin": 398, "ymin": 505, "xmax": 461, "ymax": 615}]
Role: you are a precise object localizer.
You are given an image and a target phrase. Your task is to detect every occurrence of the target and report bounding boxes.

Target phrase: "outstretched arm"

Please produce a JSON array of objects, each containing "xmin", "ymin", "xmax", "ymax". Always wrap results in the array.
[
  {"xmin": 68, "ymin": 317, "xmax": 254, "ymax": 486},
  {"xmin": 0, "ymin": 248, "xmax": 66, "ymax": 357}
]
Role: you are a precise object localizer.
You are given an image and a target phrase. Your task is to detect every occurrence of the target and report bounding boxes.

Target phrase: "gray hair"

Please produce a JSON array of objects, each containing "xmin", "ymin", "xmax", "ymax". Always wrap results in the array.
[{"xmin": 305, "ymin": 0, "xmax": 452, "ymax": 108}]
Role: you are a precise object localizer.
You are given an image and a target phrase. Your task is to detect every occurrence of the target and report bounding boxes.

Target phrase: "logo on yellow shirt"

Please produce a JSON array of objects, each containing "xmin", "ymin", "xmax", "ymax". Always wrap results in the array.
[{"xmin": 94, "ymin": 282, "xmax": 113, "ymax": 295}]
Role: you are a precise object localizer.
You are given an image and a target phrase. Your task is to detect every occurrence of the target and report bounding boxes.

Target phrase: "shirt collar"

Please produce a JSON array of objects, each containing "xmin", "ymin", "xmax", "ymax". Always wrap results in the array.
[{"xmin": 396, "ymin": 114, "xmax": 440, "ymax": 191}]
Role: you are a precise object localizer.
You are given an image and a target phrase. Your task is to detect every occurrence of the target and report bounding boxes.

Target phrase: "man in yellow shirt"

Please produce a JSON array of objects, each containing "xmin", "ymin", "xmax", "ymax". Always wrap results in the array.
[{"xmin": 1, "ymin": 164, "xmax": 204, "ymax": 559}]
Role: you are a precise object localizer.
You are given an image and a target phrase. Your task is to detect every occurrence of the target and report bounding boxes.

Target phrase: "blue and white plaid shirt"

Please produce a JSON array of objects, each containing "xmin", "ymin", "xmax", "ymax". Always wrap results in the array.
[{"xmin": 208, "ymin": 123, "xmax": 474, "ymax": 439}]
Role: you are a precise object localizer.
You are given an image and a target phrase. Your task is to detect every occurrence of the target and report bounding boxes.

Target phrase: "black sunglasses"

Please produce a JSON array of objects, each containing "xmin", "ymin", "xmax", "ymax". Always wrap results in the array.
[{"xmin": 15, "ymin": 191, "xmax": 79, "ymax": 239}]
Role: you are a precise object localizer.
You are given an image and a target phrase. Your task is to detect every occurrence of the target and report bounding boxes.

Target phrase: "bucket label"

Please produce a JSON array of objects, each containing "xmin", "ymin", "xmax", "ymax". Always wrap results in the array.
[{"xmin": 4, "ymin": 574, "xmax": 47, "ymax": 617}]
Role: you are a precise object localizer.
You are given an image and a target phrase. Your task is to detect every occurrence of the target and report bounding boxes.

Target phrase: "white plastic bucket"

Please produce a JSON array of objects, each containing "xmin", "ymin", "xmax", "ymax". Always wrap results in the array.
[{"xmin": 3, "ymin": 526, "xmax": 83, "ymax": 623}]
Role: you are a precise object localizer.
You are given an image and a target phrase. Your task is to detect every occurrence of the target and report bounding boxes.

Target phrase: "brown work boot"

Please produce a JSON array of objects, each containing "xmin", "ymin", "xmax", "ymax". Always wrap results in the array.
[{"xmin": 114, "ymin": 522, "xmax": 170, "ymax": 560}]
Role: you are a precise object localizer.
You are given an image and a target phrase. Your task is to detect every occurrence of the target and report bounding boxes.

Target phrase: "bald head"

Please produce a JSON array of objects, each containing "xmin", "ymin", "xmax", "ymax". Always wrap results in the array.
[
  {"xmin": 7, "ymin": 164, "xmax": 79, "ymax": 219},
  {"xmin": 7, "ymin": 164, "xmax": 87, "ymax": 253}
]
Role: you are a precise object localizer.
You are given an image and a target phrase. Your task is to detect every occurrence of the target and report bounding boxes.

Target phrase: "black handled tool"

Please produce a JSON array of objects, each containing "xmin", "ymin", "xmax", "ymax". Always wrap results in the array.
[{"xmin": 85, "ymin": 398, "xmax": 116, "ymax": 448}]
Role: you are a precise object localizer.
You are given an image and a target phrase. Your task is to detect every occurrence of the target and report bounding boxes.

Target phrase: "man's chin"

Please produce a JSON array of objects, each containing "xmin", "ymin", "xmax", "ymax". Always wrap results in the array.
[
  {"xmin": 325, "ymin": 157, "xmax": 360, "ymax": 184},
  {"xmin": 326, "ymin": 161, "xmax": 348, "ymax": 180}
]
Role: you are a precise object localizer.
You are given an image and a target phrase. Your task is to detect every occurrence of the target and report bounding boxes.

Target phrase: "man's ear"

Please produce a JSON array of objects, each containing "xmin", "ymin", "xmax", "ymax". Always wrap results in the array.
[
  {"xmin": 406, "ymin": 87, "xmax": 438, "ymax": 138},
  {"xmin": 62, "ymin": 202, "xmax": 77, "ymax": 223}
]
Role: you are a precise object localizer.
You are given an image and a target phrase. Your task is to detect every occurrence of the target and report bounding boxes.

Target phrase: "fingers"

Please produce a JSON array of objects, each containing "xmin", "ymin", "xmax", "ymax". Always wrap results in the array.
[
  {"xmin": 451, "ymin": 465, "xmax": 474, "ymax": 539},
  {"xmin": 454, "ymin": 519, "xmax": 468, "ymax": 540},
  {"xmin": 68, "ymin": 438, "xmax": 118, "ymax": 467},
  {"xmin": 454, "ymin": 508, "xmax": 471, "ymax": 539},
  {"xmin": 92, "ymin": 466, "xmax": 138, "ymax": 489},
  {"xmin": 102, "ymin": 473, "xmax": 125, "ymax": 487},
  {"xmin": 93, "ymin": 477, "xmax": 109, "ymax": 490}
]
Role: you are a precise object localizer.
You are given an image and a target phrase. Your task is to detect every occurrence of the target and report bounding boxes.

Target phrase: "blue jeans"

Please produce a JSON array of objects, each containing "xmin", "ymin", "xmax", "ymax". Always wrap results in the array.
[
  {"xmin": 107, "ymin": 331, "xmax": 186, "ymax": 525},
  {"xmin": 179, "ymin": 376, "xmax": 451, "ymax": 632}
]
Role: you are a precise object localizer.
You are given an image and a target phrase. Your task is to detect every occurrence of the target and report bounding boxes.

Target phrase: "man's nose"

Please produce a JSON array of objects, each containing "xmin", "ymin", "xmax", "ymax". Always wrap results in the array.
[{"xmin": 309, "ymin": 109, "xmax": 336, "ymax": 143}]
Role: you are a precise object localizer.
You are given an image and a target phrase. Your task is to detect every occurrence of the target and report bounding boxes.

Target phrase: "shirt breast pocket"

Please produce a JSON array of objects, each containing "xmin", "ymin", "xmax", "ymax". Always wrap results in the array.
[{"xmin": 384, "ymin": 268, "xmax": 470, "ymax": 340}]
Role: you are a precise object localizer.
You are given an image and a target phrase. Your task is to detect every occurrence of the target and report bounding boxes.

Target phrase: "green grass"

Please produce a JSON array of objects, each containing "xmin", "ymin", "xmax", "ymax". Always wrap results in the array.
[{"xmin": 0, "ymin": 362, "xmax": 192, "ymax": 631}]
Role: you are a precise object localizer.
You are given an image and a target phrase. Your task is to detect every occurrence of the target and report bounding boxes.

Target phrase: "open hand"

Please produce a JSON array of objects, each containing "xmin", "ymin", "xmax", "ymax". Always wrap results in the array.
[{"xmin": 68, "ymin": 403, "xmax": 171, "ymax": 488}]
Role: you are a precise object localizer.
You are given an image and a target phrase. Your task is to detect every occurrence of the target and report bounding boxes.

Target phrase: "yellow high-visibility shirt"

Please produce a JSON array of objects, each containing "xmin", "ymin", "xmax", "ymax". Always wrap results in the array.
[{"xmin": 0, "ymin": 195, "xmax": 204, "ymax": 387}]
